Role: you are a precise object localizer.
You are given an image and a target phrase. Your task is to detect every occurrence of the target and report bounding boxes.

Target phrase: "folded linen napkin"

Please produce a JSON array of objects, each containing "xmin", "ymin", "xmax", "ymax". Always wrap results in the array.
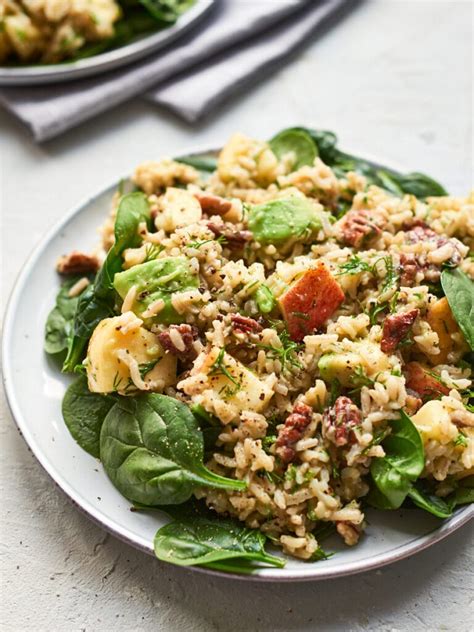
[{"xmin": 0, "ymin": 0, "xmax": 351, "ymax": 142}]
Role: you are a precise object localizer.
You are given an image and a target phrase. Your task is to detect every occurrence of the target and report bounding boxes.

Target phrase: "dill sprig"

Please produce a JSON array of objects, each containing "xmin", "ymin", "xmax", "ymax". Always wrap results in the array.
[
  {"xmin": 256, "ymin": 325, "xmax": 303, "ymax": 373},
  {"xmin": 337, "ymin": 255, "xmax": 399, "ymax": 293},
  {"xmin": 143, "ymin": 243, "xmax": 163, "ymax": 262},
  {"xmin": 348, "ymin": 365, "xmax": 377, "ymax": 395},
  {"xmin": 187, "ymin": 234, "xmax": 227, "ymax": 249},
  {"xmin": 209, "ymin": 348, "xmax": 241, "ymax": 395},
  {"xmin": 454, "ymin": 432, "xmax": 468, "ymax": 447}
]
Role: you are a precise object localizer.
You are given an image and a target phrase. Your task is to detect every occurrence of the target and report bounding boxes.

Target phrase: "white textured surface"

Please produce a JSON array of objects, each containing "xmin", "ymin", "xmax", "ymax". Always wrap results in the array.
[{"xmin": 1, "ymin": 0, "xmax": 473, "ymax": 630}]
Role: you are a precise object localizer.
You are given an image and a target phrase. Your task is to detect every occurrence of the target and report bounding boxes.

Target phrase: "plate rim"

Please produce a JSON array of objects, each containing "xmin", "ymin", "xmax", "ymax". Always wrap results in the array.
[
  {"xmin": 0, "ymin": 0, "xmax": 214, "ymax": 86},
  {"xmin": 2, "ymin": 143, "xmax": 473, "ymax": 582}
]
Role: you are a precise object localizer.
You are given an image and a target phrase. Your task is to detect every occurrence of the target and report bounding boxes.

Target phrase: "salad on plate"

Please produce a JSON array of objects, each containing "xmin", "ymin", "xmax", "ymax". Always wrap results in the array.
[{"xmin": 45, "ymin": 126, "xmax": 474, "ymax": 573}]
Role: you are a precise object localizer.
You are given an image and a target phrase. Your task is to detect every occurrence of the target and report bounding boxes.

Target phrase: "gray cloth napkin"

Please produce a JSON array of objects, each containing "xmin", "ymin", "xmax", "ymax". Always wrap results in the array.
[{"xmin": 0, "ymin": 0, "xmax": 350, "ymax": 142}]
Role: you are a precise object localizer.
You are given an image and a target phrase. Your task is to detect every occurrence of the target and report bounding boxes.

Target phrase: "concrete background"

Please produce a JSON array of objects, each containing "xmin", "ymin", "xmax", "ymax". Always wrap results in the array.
[{"xmin": 1, "ymin": 1, "xmax": 473, "ymax": 630}]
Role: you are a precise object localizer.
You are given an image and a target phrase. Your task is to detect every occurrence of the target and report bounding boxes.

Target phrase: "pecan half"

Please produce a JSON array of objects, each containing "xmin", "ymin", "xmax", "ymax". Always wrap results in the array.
[
  {"xmin": 195, "ymin": 192, "xmax": 233, "ymax": 216},
  {"xmin": 231, "ymin": 314, "xmax": 263, "ymax": 335},
  {"xmin": 158, "ymin": 324, "xmax": 199, "ymax": 361},
  {"xmin": 338, "ymin": 209, "xmax": 384, "ymax": 247},
  {"xmin": 56, "ymin": 251, "xmax": 99, "ymax": 275},
  {"xmin": 323, "ymin": 396, "xmax": 361, "ymax": 447},
  {"xmin": 207, "ymin": 222, "xmax": 252, "ymax": 249},
  {"xmin": 276, "ymin": 402, "xmax": 313, "ymax": 463},
  {"xmin": 381, "ymin": 308, "xmax": 419, "ymax": 353}
]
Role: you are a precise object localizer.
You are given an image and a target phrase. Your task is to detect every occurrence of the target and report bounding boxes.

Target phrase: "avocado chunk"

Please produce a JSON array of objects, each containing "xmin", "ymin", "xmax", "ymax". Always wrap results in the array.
[
  {"xmin": 318, "ymin": 342, "xmax": 391, "ymax": 387},
  {"xmin": 248, "ymin": 197, "xmax": 324, "ymax": 246},
  {"xmin": 318, "ymin": 352, "xmax": 362, "ymax": 387},
  {"xmin": 114, "ymin": 257, "xmax": 199, "ymax": 325}
]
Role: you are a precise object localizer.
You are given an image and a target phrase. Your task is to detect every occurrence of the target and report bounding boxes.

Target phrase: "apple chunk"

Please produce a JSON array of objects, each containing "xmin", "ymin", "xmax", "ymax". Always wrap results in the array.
[
  {"xmin": 87, "ymin": 313, "xmax": 176, "ymax": 394},
  {"xmin": 279, "ymin": 263, "xmax": 344, "ymax": 341}
]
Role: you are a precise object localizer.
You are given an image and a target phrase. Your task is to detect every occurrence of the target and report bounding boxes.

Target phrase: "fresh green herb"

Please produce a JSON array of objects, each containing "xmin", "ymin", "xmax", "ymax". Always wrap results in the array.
[
  {"xmin": 337, "ymin": 256, "xmax": 373, "ymax": 276},
  {"xmin": 338, "ymin": 256, "xmax": 398, "ymax": 295},
  {"xmin": 143, "ymin": 243, "xmax": 163, "ymax": 262},
  {"xmin": 441, "ymin": 268, "xmax": 474, "ymax": 350},
  {"xmin": 74, "ymin": 362, "xmax": 88, "ymax": 376},
  {"xmin": 454, "ymin": 432, "xmax": 468, "ymax": 448},
  {"xmin": 153, "ymin": 512, "xmax": 284, "ymax": 571},
  {"xmin": 362, "ymin": 427, "xmax": 391, "ymax": 455},
  {"xmin": 284, "ymin": 464, "xmax": 298, "ymax": 486},
  {"xmin": 389, "ymin": 291, "xmax": 399, "ymax": 314},
  {"xmin": 138, "ymin": 358, "xmax": 161, "ymax": 379},
  {"xmin": 311, "ymin": 547, "xmax": 333, "ymax": 561},
  {"xmin": 44, "ymin": 277, "xmax": 87, "ymax": 356},
  {"xmin": 367, "ymin": 301, "xmax": 388, "ymax": 326},
  {"xmin": 461, "ymin": 388, "xmax": 474, "ymax": 413},
  {"xmin": 62, "ymin": 375, "xmax": 116, "ymax": 458},
  {"xmin": 256, "ymin": 327, "xmax": 303, "ymax": 373},
  {"xmin": 311, "ymin": 521, "xmax": 336, "ymax": 542},
  {"xmin": 329, "ymin": 378, "xmax": 341, "ymax": 406},
  {"xmin": 262, "ymin": 435, "xmax": 277, "ymax": 454},
  {"xmin": 379, "ymin": 257, "xmax": 398, "ymax": 293},
  {"xmin": 349, "ymin": 365, "xmax": 376, "ymax": 394},
  {"xmin": 100, "ymin": 393, "xmax": 246, "ymax": 506},
  {"xmin": 262, "ymin": 469, "xmax": 283, "ymax": 485},
  {"xmin": 187, "ymin": 235, "xmax": 227, "ymax": 249},
  {"xmin": 209, "ymin": 348, "xmax": 241, "ymax": 395}
]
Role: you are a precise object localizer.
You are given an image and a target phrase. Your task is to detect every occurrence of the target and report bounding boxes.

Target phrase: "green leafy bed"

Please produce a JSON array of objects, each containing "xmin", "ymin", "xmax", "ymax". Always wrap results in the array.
[{"xmin": 45, "ymin": 126, "xmax": 474, "ymax": 574}]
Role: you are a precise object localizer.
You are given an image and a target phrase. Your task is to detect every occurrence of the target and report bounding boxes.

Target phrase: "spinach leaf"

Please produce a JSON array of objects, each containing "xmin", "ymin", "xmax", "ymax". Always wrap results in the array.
[
  {"xmin": 153, "ymin": 513, "xmax": 284, "ymax": 570},
  {"xmin": 138, "ymin": 0, "xmax": 195, "ymax": 23},
  {"xmin": 96, "ymin": 191, "xmax": 151, "ymax": 296},
  {"xmin": 449, "ymin": 476, "xmax": 474, "ymax": 507},
  {"xmin": 376, "ymin": 171, "xmax": 447, "ymax": 198},
  {"xmin": 100, "ymin": 393, "xmax": 246, "ymax": 506},
  {"xmin": 63, "ymin": 192, "xmax": 151, "ymax": 372},
  {"xmin": 175, "ymin": 154, "xmax": 218, "ymax": 173},
  {"xmin": 283, "ymin": 127, "xmax": 338, "ymax": 164},
  {"xmin": 190, "ymin": 404, "xmax": 221, "ymax": 454},
  {"xmin": 407, "ymin": 476, "xmax": 474, "ymax": 516},
  {"xmin": 441, "ymin": 268, "xmax": 474, "ymax": 351},
  {"xmin": 407, "ymin": 483, "xmax": 453, "ymax": 518},
  {"xmin": 271, "ymin": 127, "xmax": 447, "ymax": 198},
  {"xmin": 368, "ymin": 411, "xmax": 424, "ymax": 509},
  {"xmin": 269, "ymin": 129, "xmax": 318, "ymax": 170},
  {"xmin": 62, "ymin": 375, "xmax": 116, "ymax": 458},
  {"xmin": 44, "ymin": 277, "xmax": 85, "ymax": 356}
]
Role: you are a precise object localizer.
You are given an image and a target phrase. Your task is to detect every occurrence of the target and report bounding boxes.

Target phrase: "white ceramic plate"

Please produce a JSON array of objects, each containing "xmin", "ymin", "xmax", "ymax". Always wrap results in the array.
[
  {"xmin": 2, "ymin": 148, "xmax": 473, "ymax": 581},
  {"xmin": 0, "ymin": 0, "xmax": 213, "ymax": 86}
]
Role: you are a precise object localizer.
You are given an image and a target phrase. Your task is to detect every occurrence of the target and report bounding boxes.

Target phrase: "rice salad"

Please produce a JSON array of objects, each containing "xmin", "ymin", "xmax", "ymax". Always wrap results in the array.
[
  {"xmin": 0, "ymin": 0, "xmax": 194, "ymax": 65},
  {"xmin": 46, "ymin": 127, "xmax": 474, "ymax": 571}
]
